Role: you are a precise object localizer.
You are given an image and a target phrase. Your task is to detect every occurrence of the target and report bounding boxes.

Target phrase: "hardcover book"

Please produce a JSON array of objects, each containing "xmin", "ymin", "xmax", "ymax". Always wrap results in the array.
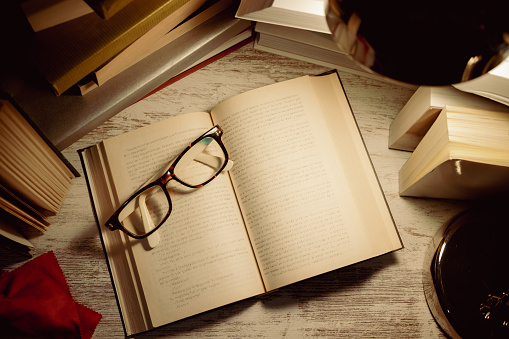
[
  {"xmin": 80, "ymin": 71, "xmax": 402, "ymax": 335},
  {"xmin": 253, "ymin": 22, "xmax": 386, "ymax": 82},
  {"xmin": 21, "ymin": 0, "xmax": 94, "ymax": 32}
]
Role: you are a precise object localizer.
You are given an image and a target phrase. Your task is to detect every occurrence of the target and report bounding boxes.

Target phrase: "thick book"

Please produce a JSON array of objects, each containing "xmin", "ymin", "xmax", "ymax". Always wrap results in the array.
[
  {"xmin": 253, "ymin": 22, "xmax": 391, "ymax": 83},
  {"xmin": 399, "ymin": 105, "xmax": 509, "ymax": 199},
  {"xmin": 255, "ymin": 21, "xmax": 341, "ymax": 53},
  {"xmin": 389, "ymin": 86, "xmax": 509, "ymax": 151},
  {"xmin": 0, "ymin": 182, "xmax": 50, "ymax": 233},
  {"xmin": 253, "ymin": 22, "xmax": 417, "ymax": 89},
  {"xmin": 1, "ymin": 8, "xmax": 250, "ymax": 150},
  {"xmin": 80, "ymin": 71, "xmax": 402, "ymax": 336},
  {"xmin": 0, "ymin": 94, "xmax": 78, "ymax": 251},
  {"xmin": 29, "ymin": 0, "xmax": 194, "ymax": 95},
  {"xmin": 236, "ymin": 0, "xmax": 330, "ymax": 33}
]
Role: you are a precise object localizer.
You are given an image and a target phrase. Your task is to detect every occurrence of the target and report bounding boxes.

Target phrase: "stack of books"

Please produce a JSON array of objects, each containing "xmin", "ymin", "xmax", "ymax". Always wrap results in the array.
[
  {"xmin": 0, "ymin": 0, "xmax": 253, "ymax": 150},
  {"xmin": 236, "ymin": 0, "xmax": 401, "ymax": 84},
  {"xmin": 390, "ymin": 85, "xmax": 509, "ymax": 200},
  {"xmin": 253, "ymin": 22, "xmax": 370, "ymax": 78},
  {"xmin": 22, "ymin": 0, "xmax": 252, "ymax": 96}
]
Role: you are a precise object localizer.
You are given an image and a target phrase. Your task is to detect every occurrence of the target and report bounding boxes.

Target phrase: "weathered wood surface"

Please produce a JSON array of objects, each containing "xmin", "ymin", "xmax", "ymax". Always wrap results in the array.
[{"xmin": 1, "ymin": 44, "xmax": 472, "ymax": 338}]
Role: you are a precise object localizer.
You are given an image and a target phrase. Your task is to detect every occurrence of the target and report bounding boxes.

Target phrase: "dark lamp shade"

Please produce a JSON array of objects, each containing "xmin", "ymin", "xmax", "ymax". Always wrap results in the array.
[
  {"xmin": 423, "ymin": 201, "xmax": 509, "ymax": 338},
  {"xmin": 326, "ymin": 0, "xmax": 509, "ymax": 85}
]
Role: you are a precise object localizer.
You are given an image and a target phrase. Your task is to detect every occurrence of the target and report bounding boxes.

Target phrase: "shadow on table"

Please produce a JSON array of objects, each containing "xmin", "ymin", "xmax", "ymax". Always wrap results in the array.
[
  {"xmin": 261, "ymin": 251, "xmax": 398, "ymax": 308},
  {"xmin": 137, "ymin": 251, "xmax": 396, "ymax": 337}
]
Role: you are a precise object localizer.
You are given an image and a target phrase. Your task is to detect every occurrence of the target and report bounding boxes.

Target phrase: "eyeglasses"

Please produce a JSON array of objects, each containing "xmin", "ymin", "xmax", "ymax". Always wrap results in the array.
[{"xmin": 105, "ymin": 125, "xmax": 232, "ymax": 246}]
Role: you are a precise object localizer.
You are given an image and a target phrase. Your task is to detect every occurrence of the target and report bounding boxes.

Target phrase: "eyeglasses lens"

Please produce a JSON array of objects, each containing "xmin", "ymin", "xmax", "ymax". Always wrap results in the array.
[
  {"xmin": 174, "ymin": 137, "xmax": 226, "ymax": 186},
  {"xmin": 119, "ymin": 185, "xmax": 170, "ymax": 237},
  {"xmin": 116, "ymin": 135, "xmax": 226, "ymax": 238}
]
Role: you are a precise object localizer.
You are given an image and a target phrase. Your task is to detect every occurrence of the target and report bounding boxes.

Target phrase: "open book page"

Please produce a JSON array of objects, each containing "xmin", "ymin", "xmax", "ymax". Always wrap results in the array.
[
  {"xmin": 211, "ymin": 73, "xmax": 401, "ymax": 291},
  {"xmin": 97, "ymin": 112, "xmax": 264, "ymax": 328}
]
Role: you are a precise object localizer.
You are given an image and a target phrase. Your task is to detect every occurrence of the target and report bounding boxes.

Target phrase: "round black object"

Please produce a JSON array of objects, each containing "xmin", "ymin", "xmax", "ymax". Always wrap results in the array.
[
  {"xmin": 327, "ymin": 0, "xmax": 509, "ymax": 85},
  {"xmin": 423, "ymin": 201, "xmax": 509, "ymax": 338}
]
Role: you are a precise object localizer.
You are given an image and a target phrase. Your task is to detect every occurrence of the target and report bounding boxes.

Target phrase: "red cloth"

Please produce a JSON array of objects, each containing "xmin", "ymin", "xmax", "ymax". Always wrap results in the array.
[{"xmin": 0, "ymin": 251, "xmax": 101, "ymax": 338}]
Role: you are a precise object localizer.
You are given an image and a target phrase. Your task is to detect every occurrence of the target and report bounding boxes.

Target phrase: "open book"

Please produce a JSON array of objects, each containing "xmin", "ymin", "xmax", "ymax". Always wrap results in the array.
[{"xmin": 80, "ymin": 71, "xmax": 402, "ymax": 336}]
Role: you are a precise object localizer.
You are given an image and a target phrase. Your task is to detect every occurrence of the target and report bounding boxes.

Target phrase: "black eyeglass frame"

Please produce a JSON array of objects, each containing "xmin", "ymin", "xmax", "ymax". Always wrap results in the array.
[{"xmin": 105, "ymin": 125, "xmax": 229, "ymax": 239}]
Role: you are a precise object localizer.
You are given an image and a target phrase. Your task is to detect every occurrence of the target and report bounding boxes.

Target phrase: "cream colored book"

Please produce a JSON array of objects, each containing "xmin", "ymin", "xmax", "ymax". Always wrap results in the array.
[
  {"xmin": 389, "ymin": 86, "xmax": 509, "ymax": 151},
  {"xmin": 254, "ymin": 26, "xmax": 375, "ymax": 79},
  {"xmin": 236, "ymin": 0, "xmax": 330, "ymax": 33},
  {"xmin": 253, "ymin": 22, "xmax": 414, "ymax": 87},
  {"xmin": 399, "ymin": 105, "xmax": 509, "ymax": 199},
  {"xmin": 80, "ymin": 71, "xmax": 402, "ymax": 336}
]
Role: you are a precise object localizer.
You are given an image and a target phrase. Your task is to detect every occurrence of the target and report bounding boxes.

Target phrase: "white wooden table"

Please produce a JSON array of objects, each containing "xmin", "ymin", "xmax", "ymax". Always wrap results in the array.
[{"xmin": 1, "ymin": 43, "xmax": 473, "ymax": 338}]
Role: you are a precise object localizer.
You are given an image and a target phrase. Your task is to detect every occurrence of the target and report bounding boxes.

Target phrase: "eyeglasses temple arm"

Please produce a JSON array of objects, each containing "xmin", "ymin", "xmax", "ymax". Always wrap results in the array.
[
  {"xmin": 117, "ymin": 195, "xmax": 160, "ymax": 248},
  {"xmin": 137, "ymin": 192, "xmax": 160, "ymax": 248}
]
